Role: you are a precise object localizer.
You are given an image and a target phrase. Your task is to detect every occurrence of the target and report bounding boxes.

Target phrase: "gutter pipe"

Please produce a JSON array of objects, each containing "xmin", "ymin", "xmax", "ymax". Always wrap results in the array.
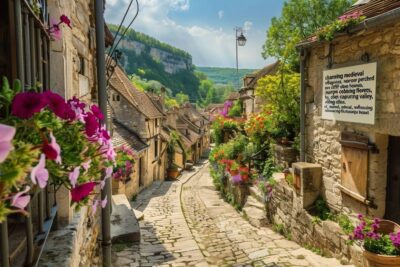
[
  {"xmin": 94, "ymin": 1, "xmax": 112, "ymax": 266},
  {"xmin": 299, "ymin": 49, "xmax": 307, "ymax": 162}
]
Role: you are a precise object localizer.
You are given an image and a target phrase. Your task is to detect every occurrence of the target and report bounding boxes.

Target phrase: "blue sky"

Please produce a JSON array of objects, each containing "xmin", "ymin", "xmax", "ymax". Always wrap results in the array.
[{"xmin": 105, "ymin": 0, "xmax": 285, "ymax": 69}]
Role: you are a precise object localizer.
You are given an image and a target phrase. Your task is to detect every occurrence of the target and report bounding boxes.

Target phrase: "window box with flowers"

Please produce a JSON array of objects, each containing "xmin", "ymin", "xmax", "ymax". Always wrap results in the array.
[{"xmin": 0, "ymin": 77, "xmax": 134, "ymax": 223}]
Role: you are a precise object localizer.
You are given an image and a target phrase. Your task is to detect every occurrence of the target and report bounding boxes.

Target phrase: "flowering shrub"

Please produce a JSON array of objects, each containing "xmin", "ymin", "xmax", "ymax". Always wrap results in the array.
[
  {"xmin": 0, "ymin": 78, "xmax": 115, "ymax": 221},
  {"xmin": 316, "ymin": 11, "xmax": 366, "ymax": 41},
  {"xmin": 349, "ymin": 215, "xmax": 400, "ymax": 256},
  {"xmin": 113, "ymin": 146, "xmax": 136, "ymax": 181},
  {"xmin": 211, "ymin": 116, "xmax": 244, "ymax": 145},
  {"xmin": 254, "ymin": 178, "xmax": 276, "ymax": 202}
]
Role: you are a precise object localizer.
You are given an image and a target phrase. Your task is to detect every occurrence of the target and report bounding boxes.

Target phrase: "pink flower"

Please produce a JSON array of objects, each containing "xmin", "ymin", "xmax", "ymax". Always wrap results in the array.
[
  {"xmin": 30, "ymin": 154, "xmax": 49, "ymax": 188},
  {"xmin": 82, "ymin": 160, "xmax": 91, "ymax": 171},
  {"xmin": 67, "ymin": 96, "xmax": 86, "ymax": 122},
  {"xmin": 11, "ymin": 186, "xmax": 31, "ymax": 210},
  {"xmin": 60, "ymin": 15, "xmax": 72, "ymax": 28},
  {"xmin": 69, "ymin": 167, "xmax": 80, "ymax": 188},
  {"xmin": 42, "ymin": 133, "xmax": 62, "ymax": 164},
  {"xmin": 101, "ymin": 195, "xmax": 107, "ymax": 208},
  {"xmin": 105, "ymin": 166, "xmax": 113, "ymax": 178},
  {"xmin": 84, "ymin": 112, "xmax": 99, "ymax": 137},
  {"xmin": 91, "ymin": 196, "xmax": 108, "ymax": 216},
  {"xmin": 43, "ymin": 91, "xmax": 75, "ymax": 120},
  {"xmin": 90, "ymin": 105, "xmax": 104, "ymax": 120},
  {"xmin": 0, "ymin": 124, "xmax": 16, "ymax": 163},
  {"xmin": 11, "ymin": 92, "xmax": 46, "ymax": 119},
  {"xmin": 71, "ymin": 182, "xmax": 96, "ymax": 203}
]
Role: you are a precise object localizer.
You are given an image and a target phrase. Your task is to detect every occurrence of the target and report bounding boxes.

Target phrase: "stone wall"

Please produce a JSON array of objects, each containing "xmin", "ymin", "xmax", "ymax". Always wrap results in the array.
[
  {"xmin": 304, "ymin": 19, "xmax": 400, "ymax": 218},
  {"xmin": 267, "ymin": 175, "xmax": 364, "ymax": 266},
  {"xmin": 272, "ymin": 144, "xmax": 299, "ymax": 169},
  {"xmin": 39, "ymin": 208, "xmax": 99, "ymax": 267}
]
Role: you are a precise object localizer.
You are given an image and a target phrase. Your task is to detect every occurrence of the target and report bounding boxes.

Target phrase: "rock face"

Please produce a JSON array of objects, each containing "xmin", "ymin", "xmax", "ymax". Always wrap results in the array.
[{"xmin": 111, "ymin": 194, "xmax": 140, "ymax": 243}]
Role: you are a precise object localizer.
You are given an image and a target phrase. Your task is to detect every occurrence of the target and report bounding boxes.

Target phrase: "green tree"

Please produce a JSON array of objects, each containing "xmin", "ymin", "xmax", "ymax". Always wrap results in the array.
[
  {"xmin": 262, "ymin": 0, "xmax": 354, "ymax": 69},
  {"xmin": 175, "ymin": 92, "xmax": 190, "ymax": 105}
]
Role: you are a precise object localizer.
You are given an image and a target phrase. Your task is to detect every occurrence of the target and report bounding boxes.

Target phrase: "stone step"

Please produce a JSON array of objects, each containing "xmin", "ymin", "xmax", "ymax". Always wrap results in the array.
[
  {"xmin": 111, "ymin": 194, "xmax": 140, "ymax": 243},
  {"xmin": 249, "ymin": 186, "xmax": 264, "ymax": 203},
  {"xmin": 133, "ymin": 209, "xmax": 144, "ymax": 221},
  {"xmin": 242, "ymin": 205, "xmax": 268, "ymax": 228},
  {"xmin": 244, "ymin": 195, "xmax": 265, "ymax": 210}
]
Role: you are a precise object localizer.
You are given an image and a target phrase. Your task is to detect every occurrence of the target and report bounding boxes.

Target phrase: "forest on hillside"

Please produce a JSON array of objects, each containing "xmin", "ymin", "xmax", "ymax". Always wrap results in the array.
[{"xmin": 196, "ymin": 67, "xmax": 256, "ymax": 85}]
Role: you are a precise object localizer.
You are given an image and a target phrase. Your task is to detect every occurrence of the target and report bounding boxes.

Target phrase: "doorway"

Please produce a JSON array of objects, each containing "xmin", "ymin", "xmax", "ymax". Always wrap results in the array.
[{"xmin": 385, "ymin": 136, "xmax": 400, "ymax": 223}]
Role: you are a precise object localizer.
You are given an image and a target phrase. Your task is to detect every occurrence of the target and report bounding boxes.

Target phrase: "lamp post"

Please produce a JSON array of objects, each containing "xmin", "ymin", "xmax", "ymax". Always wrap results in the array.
[{"xmin": 235, "ymin": 27, "xmax": 246, "ymax": 88}]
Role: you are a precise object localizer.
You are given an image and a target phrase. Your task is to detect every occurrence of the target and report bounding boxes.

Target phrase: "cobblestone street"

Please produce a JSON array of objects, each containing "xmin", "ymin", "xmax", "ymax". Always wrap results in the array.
[{"xmin": 112, "ymin": 161, "xmax": 352, "ymax": 267}]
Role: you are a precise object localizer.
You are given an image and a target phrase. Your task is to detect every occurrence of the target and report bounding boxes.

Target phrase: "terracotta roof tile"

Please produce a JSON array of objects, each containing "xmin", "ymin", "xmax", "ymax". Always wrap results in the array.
[
  {"xmin": 109, "ymin": 65, "xmax": 164, "ymax": 119},
  {"xmin": 343, "ymin": 0, "xmax": 400, "ymax": 19}
]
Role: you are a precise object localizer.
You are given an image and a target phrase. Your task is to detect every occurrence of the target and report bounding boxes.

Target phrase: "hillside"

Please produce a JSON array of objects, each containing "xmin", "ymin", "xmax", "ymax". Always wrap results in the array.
[
  {"xmin": 196, "ymin": 67, "xmax": 257, "ymax": 85},
  {"xmin": 108, "ymin": 24, "xmax": 199, "ymax": 100}
]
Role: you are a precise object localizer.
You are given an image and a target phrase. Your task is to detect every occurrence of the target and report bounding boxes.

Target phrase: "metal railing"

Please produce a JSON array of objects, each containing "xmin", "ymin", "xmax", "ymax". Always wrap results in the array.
[{"xmin": 0, "ymin": 1, "xmax": 57, "ymax": 266}]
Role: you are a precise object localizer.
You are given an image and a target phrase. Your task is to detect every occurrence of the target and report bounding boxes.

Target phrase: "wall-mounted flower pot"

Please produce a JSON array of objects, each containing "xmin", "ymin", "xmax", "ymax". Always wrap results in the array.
[{"xmin": 363, "ymin": 250, "xmax": 400, "ymax": 267}]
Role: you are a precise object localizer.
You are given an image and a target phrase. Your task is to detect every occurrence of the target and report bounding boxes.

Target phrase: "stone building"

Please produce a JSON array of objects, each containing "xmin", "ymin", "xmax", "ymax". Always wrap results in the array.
[
  {"xmin": 239, "ymin": 61, "xmax": 280, "ymax": 117},
  {"xmin": 109, "ymin": 64, "xmax": 166, "ymax": 194},
  {"xmin": 266, "ymin": 1, "xmax": 400, "ymax": 265}
]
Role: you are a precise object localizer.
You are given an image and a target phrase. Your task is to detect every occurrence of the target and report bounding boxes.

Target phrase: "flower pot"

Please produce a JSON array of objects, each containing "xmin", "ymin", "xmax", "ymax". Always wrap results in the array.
[
  {"xmin": 363, "ymin": 220, "xmax": 400, "ymax": 267},
  {"xmin": 363, "ymin": 250, "xmax": 400, "ymax": 267},
  {"xmin": 167, "ymin": 168, "xmax": 180, "ymax": 179}
]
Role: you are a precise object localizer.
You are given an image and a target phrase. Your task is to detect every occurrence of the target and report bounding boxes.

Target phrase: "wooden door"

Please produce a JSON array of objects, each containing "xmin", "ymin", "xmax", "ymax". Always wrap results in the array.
[
  {"xmin": 139, "ymin": 157, "xmax": 144, "ymax": 187},
  {"xmin": 385, "ymin": 136, "xmax": 400, "ymax": 223},
  {"xmin": 341, "ymin": 146, "xmax": 368, "ymax": 197}
]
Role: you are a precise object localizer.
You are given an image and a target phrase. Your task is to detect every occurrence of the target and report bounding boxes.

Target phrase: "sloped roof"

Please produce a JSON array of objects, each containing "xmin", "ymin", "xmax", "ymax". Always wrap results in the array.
[
  {"xmin": 109, "ymin": 65, "xmax": 164, "ymax": 119},
  {"xmin": 205, "ymin": 103, "xmax": 224, "ymax": 111},
  {"xmin": 160, "ymin": 128, "xmax": 170, "ymax": 142},
  {"xmin": 112, "ymin": 120, "xmax": 148, "ymax": 153},
  {"xmin": 181, "ymin": 103, "xmax": 203, "ymax": 123},
  {"xmin": 243, "ymin": 61, "xmax": 280, "ymax": 89},
  {"xmin": 343, "ymin": 0, "xmax": 400, "ymax": 19},
  {"xmin": 226, "ymin": 91, "xmax": 240, "ymax": 101}
]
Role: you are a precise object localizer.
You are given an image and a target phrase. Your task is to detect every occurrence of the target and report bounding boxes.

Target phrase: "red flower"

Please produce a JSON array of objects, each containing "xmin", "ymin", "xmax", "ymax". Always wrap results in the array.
[
  {"xmin": 11, "ymin": 92, "xmax": 46, "ymax": 119},
  {"xmin": 84, "ymin": 112, "xmax": 99, "ymax": 137},
  {"xmin": 71, "ymin": 182, "xmax": 96, "ymax": 203},
  {"xmin": 42, "ymin": 142, "xmax": 58, "ymax": 160},
  {"xmin": 60, "ymin": 15, "xmax": 72, "ymax": 29},
  {"xmin": 43, "ymin": 91, "xmax": 75, "ymax": 120},
  {"xmin": 90, "ymin": 105, "xmax": 104, "ymax": 120}
]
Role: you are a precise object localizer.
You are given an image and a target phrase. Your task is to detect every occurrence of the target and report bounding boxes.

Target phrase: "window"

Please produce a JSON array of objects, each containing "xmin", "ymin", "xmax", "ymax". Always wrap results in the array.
[
  {"xmin": 78, "ymin": 55, "xmax": 85, "ymax": 75},
  {"xmin": 155, "ymin": 119, "xmax": 158, "ymax": 127},
  {"xmin": 154, "ymin": 139, "xmax": 159, "ymax": 158},
  {"xmin": 112, "ymin": 94, "xmax": 120, "ymax": 101}
]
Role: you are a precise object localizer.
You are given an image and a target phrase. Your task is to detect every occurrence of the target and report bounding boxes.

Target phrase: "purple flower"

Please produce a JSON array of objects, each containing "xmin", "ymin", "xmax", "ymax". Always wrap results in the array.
[
  {"xmin": 30, "ymin": 154, "xmax": 49, "ymax": 188},
  {"xmin": 0, "ymin": 124, "xmax": 16, "ymax": 163},
  {"xmin": 71, "ymin": 182, "xmax": 96, "ymax": 203},
  {"xmin": 231, "ymin": 174, "xmax": 242, "ymax": 184},
  {"xmin": 11, "ymin": 92, "xmax": 46, "ymax": 119},
  {"xmin": 82, "ymin": 160, "xmax": 91, "ymax": 172},
  {"xmin": 11, "ymin": 186, "xmax": 31, "ymax": 210}
]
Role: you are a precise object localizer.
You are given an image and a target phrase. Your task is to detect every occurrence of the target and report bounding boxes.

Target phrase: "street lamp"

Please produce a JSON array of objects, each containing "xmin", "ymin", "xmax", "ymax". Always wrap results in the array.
[{"xmin": 235, "ymin": 27, "xmax": 246, "ymax": 88}]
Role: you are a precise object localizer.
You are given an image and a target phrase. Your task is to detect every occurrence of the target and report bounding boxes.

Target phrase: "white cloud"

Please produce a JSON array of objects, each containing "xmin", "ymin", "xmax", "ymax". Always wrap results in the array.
[
  {"xmin": 105, "ymin": 0, "xmax": 270, "ymax": 69},
  {"xmin": 218, "ymin": 10, "xmax": 224, "ymax": 19},
  {"xmin": 243, "ymin": 21, "xmax": 253, "ymax": 32}
]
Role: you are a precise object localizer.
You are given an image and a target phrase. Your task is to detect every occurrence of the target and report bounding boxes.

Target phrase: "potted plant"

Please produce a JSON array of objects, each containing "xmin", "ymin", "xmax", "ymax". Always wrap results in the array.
[
  {"xmin": 349, "ymin": 215, "xmax": 400, "ymax": 267},
  {"xmin": 167, "ymin": 131, "xmax": 185, "ymax": 179}
]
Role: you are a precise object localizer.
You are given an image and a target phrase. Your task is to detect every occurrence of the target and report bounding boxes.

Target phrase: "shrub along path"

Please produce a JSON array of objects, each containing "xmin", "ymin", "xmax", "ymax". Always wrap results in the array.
[{"xmin": 110, "ymin": 161, "xmax": 351, "ymax": 267}]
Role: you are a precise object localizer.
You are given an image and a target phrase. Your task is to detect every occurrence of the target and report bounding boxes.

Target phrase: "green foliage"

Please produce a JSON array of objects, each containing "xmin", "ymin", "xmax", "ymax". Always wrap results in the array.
[
  {"xmin": 196, "ymin": 67, "xmax": 255, "ymax": 85},
  {"xmin": 262, "ymin": 0, "xmax": 354, "ymax": 69},
  {"xmin": 256, "ymin": 70, "xmax": 300, "ymax": 141},
  {"xmin": 167, "ymin": 131, "xmax": 186, "ymax": 168},
  {"xmin": 337, "ymin": 214, "xmax": 354, "ymax": 234},
  {"xmin": 316, "ymin": 14, "xmax": 366, "ymax": 41},
  {"xmin": 196, "ymin": 74, "xmax": 235, "ymax": 107},
  {"xmin": 228, "ymin": 100, "xmax": 243, "ymax": 117},
  {"xmin": 314, "ymin": 197, "xmax": 334, "ymax": 221},
  {"xmin": 175, "ymin": 92, "xmax": 190, "ymax": 105},
  {"xmin": 285, "ymin": 173, "xmax": 294, "ymax": 185},
  {"xmin": 262, "ymin": 156, "xmax": 279, "ymax": 180},
  {"xmin": 365, "ymin": 235, "xmax": 398, "ymax": 256}
]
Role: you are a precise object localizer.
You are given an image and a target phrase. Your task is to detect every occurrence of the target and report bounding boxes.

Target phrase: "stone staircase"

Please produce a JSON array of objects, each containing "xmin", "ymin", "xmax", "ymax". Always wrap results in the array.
[{"xmin": 242, "ymin": 186, "xmax": 268, "ymax": 228}]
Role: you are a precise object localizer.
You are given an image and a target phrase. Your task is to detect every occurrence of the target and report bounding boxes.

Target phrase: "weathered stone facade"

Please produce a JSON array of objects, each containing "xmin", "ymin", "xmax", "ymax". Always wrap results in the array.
[
  {"xmin": 273, "ymin": 144, "xmax": 299, "ymax": 169},
  {"xmin": 303, "ymin": 19, "xmax": 400, "ymax": 218}
]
